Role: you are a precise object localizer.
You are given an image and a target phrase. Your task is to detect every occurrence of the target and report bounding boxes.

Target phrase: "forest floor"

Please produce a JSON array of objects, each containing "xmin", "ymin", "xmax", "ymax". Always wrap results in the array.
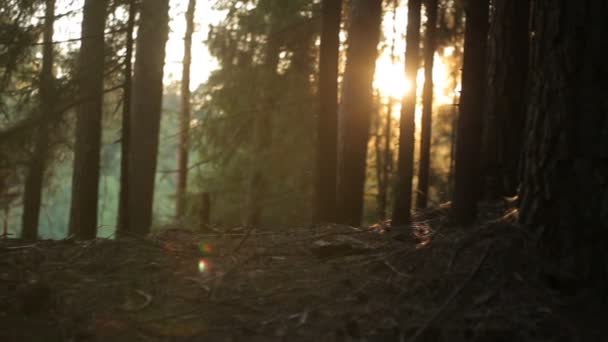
[{"xmin": 1, "ymin": 203, "xmax": 607, "ymax": 342}]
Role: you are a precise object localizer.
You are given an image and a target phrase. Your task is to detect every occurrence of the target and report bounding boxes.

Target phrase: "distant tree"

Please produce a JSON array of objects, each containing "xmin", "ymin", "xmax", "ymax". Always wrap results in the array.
[
  {"xmin": 203, "ymin": 1, "xmax": 318, "ymax": 227},
  {"xmin": 416, "ymin": 0, "xmax": 439, "ymax": 210},
  {"xmin": 520, "ymin": 0, "xmax": 608, "ymax": 286},
  {"xmin": 374, "ymin": 0, "xmax": 398, "ymax": 221},
  {"xmin": 392, "ymin": 0, "xmax": 422, "ymax": 226},
  {"xmin": 125, "ymin": 0, "xmax": 170, "ymax": 236},
  {"xmin": 245, "ymin": 8, "xmax": 281, "ymax": 227},
  {"xmin": 313, "ymin": 0, "xmax": 342, "ymax": 224},
  {"xmin": 176, "ymin": 0, "xmax": 197, "ymax": 221},
  {"xmin": 336, "ymin": 0, "xmax": 382, "ymax": 226},
  {"xmin": 116, "ymin": 0, "xmax": 136, "ymax": 235},
  {"xmin": 68, "ymin": 0, "xmax": 108, "ymax": 240},
  {"xmin": 450, "ymin": 0, "xmax": 489, "ymax": 225},
  {"xmin": 21, "ymin": 0, "xmax": 56, "ymax": 240},
  {"xmin": 482, "ymin": 0, "xmax": 530, "ymax": 199}
]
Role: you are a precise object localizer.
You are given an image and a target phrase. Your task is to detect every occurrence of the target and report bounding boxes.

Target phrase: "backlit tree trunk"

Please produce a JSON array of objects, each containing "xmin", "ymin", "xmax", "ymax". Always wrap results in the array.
[
  {"xmin": 125, "ymin": 0, "xmax": 170, "ymax": 236},
  {"xmin": 336, "ymin": 0, "xmax": 382, "ymax": 226},
  {"xmin": 313, "ymin": 0, "xmax": 341, "ymax": 224},
  {"xmin": 392, "ymin": 0, "xmax": 422, "ymax": 226},
  {"xmin": 116, "ymin": 0, "xmax": 136, "ymax": 236},
  {"xmin": 416, "ymin": 0, "xmax": 438, "ymax": 210},
  {"xmin": 176, "ymin": 0, "xmax": 196, "ymax": 221},
  {"xmin": 520, "ymin": 0, "xmax": 608, "ymax": 284},
  {"xmin": 451, "ymin": 0, "xmax": 489, "ymax": 225},
  {"xmin": 483, "ymin": 0, "xmax": 530, "ymax": 199},
  {"xmin": 68, "ymin": 0, "xmax": 108, "ymax": 240},
  {"xmin": 21, "ymin": 0, "xmax": 55, "ymax": 241}
]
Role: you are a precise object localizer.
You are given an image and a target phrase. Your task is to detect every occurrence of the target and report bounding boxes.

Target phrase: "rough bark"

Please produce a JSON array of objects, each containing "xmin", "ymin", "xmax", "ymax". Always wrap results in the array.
[
  {"xmin": 68, "ymin": 0, "xmax": 108, "ymax": 240},
  {"xmin": 116, "ymin": 0, "xmax": 136, "ymax": 236},
  {"xmin": 176, "ymin": 0, "xmax": 196, "ymax": 221},
  {"xmin": 336, "ymin": 0, "xmax": 382, "ymax": 226},
  {"xmin": 125, "ymin": 0, "xmax": 170, "ymax": 236},
  {"xmin": 21, "ymin": 0, "xmax": 55, "ymax": 241},
  {"xmin": 520, "ymin": 0, "xmax": 608, "ymax": 285},
  {"xmin": 482, "ymin": 0, "xmax": 530, "ymax": 199},
  {"xmin": 392, "ymin": 0, "xmax": 422, "ymax": 226},
  {"xmin": 451, "ymin": 0, "xmax": 489, "ymax": 225},
  {"xmin": 416, "ymin": 0, "xmax": 438, "ymax": 210},
  {"xmin": 313, "ymin": 0, "xmax": 342, "ymax": 224}
]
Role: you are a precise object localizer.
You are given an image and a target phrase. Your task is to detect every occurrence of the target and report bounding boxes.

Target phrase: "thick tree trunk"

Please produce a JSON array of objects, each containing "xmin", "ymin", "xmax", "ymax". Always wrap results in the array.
[
  {"xmin": 520, "ymin": 0, "xmax": 608, "ymax": 285},
  {"xmin": 392, "ymin": 0, "xmax": 422, "ymax": 226},
  {"xmin": 68, "ymin": 0, "xmax": 107, "ymax": 240},
  {"xmin": 416, "ymin": 0, "xmax": 438, "ymax": 210},
  {"xmin": 450, "ymin": 0, "xmax": 489, "ymax": 225},
  {"xmin": 313, "ymin": 0, "xmax": 341, "ymax": 224},
  {"xmin": 21, "ymin": 0, "xmax": 55, "ymax": 241},
  {"xmin": 336, "ymin": 0, "xmax": 382, "ymax": 226},
  {"xmin": 176, "ymin": 0, "xmax": 196, "ymax": 221},
  {"xmin": 125, "ymin": 0, "xmax": 170, "ymax": 236},
  {"xmin": 483, "ymin": 0, "xmax": 530, "ymax": 199},
  {"xmin": 116, "ymin": 0, "xmax": 136, "ymax": 236}
]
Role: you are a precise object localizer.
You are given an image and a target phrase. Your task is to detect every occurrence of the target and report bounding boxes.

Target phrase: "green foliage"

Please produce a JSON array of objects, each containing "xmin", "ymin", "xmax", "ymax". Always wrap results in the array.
[{"xmin": 194, "ymin": 0, "xmax": 319, "ymax": 226}]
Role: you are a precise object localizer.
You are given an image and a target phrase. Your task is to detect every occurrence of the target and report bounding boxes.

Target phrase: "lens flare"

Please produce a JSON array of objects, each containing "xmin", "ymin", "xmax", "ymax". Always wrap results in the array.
[
  {"xmin": 198, "ymin": 259, "xmax": 208, "ymax": 273},
  {"xmin": 199, "ymin": 242, "xmax": 213, "ymax": 256}
]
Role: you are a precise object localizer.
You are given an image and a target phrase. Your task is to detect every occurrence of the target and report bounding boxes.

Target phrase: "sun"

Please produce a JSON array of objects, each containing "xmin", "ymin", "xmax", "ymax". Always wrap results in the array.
[{"xmin": 373, "ymin": 49, "xmax": 458, "ymax": 110}]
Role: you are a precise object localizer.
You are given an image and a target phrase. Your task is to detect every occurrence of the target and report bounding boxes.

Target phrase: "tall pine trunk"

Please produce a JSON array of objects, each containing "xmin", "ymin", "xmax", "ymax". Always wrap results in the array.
[
  {"xmin": 392, "ymin": 0, "xmax": 422, "ymax": 226},
  {"xmin": 116, "ymin": 0, "xmax": 136, "ymax": 236},
  {"xmin": 313, "ymin": 0, "xmax": 342, "ymax": 224},
  {"xmin": 451, "ymin": 0, "xmax": 489, "ymax": 225},
  {"xmin": 483, "ymin": 0, "xmax": 530, "ymax": 198},
  {"xmin": 336, "ymin": 0, "xmax": 382, "ymax": 226},
  {"xmin": 520, "ymin": 0, "xmax": 608, "ymax": 285},
  {"xmin": 246, "ymin": 15, "xmax": 280, "ymax": 227},
  {"xmin": 21, "ymin": 0, "xmax": 55, "ymax": 240},
  {"xmin": 125, "ymin": 0, "xmax": 170, "ymax": 236},
  {"xmin": 176, "ymin": 0, "xmax": 196, "ymax": 221},
  {"xmin": 416, "ymin": 0, "xmax": 438, "ymax": 210},
  {"xmin": 68, "ymin": 0, "xmax": 108, "ymax": 240}
]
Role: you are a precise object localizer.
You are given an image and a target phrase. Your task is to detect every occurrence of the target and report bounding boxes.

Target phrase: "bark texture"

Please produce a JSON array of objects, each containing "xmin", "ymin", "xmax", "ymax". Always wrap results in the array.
[
  {"xmin": 21, "ymin": 0, "xmax": 55, "ymax": 241},
  {"xmin": 313, "ymin": 0, "xmax": 341, "ymax": 224},
  {"xmin": 336, "ymin": 0, "xmax": 382, "ymax": 226},
  {"xmin": 520, "ymin": 0, "xmax": 608, "ymax": 283},
  {"xmin": 176, "ymin": 0, "xmax": 196, "ymax": 220},
  {"xmin": 451, "ymin": 0, "xmax": 489, "ymax": 225},
  {"xmin": 116, "ymin": 0, "xmax": 136, "ymax": 236},
  {"xmin": 392, "ymin": 0, "xmax": 422, "ymax": 226},
  {"xmin": 125, "ymin": 0, "xmax": 170, "ymax": 236},
  {"xmin": 68, "ymin": 0, "xmax": 107, "ymax": 240},
  {"xmin": 416, "ymin": 0, "xmax": 439, "ymax": 209},
  {"xmin": 483, "ymin": 0, "xmax": 530, "ymax": 198}
]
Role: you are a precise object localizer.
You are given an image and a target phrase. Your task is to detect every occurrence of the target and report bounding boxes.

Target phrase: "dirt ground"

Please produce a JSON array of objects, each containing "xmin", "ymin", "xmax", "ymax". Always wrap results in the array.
[{"xmin": 1, "ymin": 204, "xmax": 607, "ymax": 341}]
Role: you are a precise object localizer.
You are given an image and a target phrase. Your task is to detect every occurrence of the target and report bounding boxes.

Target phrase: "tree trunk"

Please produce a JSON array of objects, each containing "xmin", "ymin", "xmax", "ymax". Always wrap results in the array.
[
  {"xmin": 68, "ymin": 0, "xmax": 108, "ymax": 240},
  {"xmin": 313, "ymin": 0, "xmax": 341, "ymax": 224},
  {"xmin": 176, "ymin": 0, "xmax": 196, "ymax": 221},
  {"xmin": 392, "ymin": 0, "xmax": 422, "ymax": 226},
  {"xmin": 483, "ymin": 0, "xmax": 530, "ymax": 199},
  {"xmin": 450, "ymin": 0, "xmax": 489, "ymax": 225},
  {"xmin": 520, "ymin": 0, "xmax": 608, "ymax": 285},
  {"xmin": 199, "ymin": 192, "xmax": 210, "ymax": 230},
  {"xmin": 246, "ymin": 15, "xmax": 281, "ymax": 227},
  {"xmin": 336, "ymin": 0, "xmax": 382, "ymax": 226},
  {"xmin": 116, "ymin": 0, "xmax": 136, "ymax": 236},
  {"xmin": 125, "ymin": 0, "xmax": 170, "ymax": 236},
  {"xmin": 416, "ymin": 0, "xmax": 438, "ymax": 210},
  {"xmin": 21, "ymin": 0, "xmax": 55, "ymax": 241}
]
